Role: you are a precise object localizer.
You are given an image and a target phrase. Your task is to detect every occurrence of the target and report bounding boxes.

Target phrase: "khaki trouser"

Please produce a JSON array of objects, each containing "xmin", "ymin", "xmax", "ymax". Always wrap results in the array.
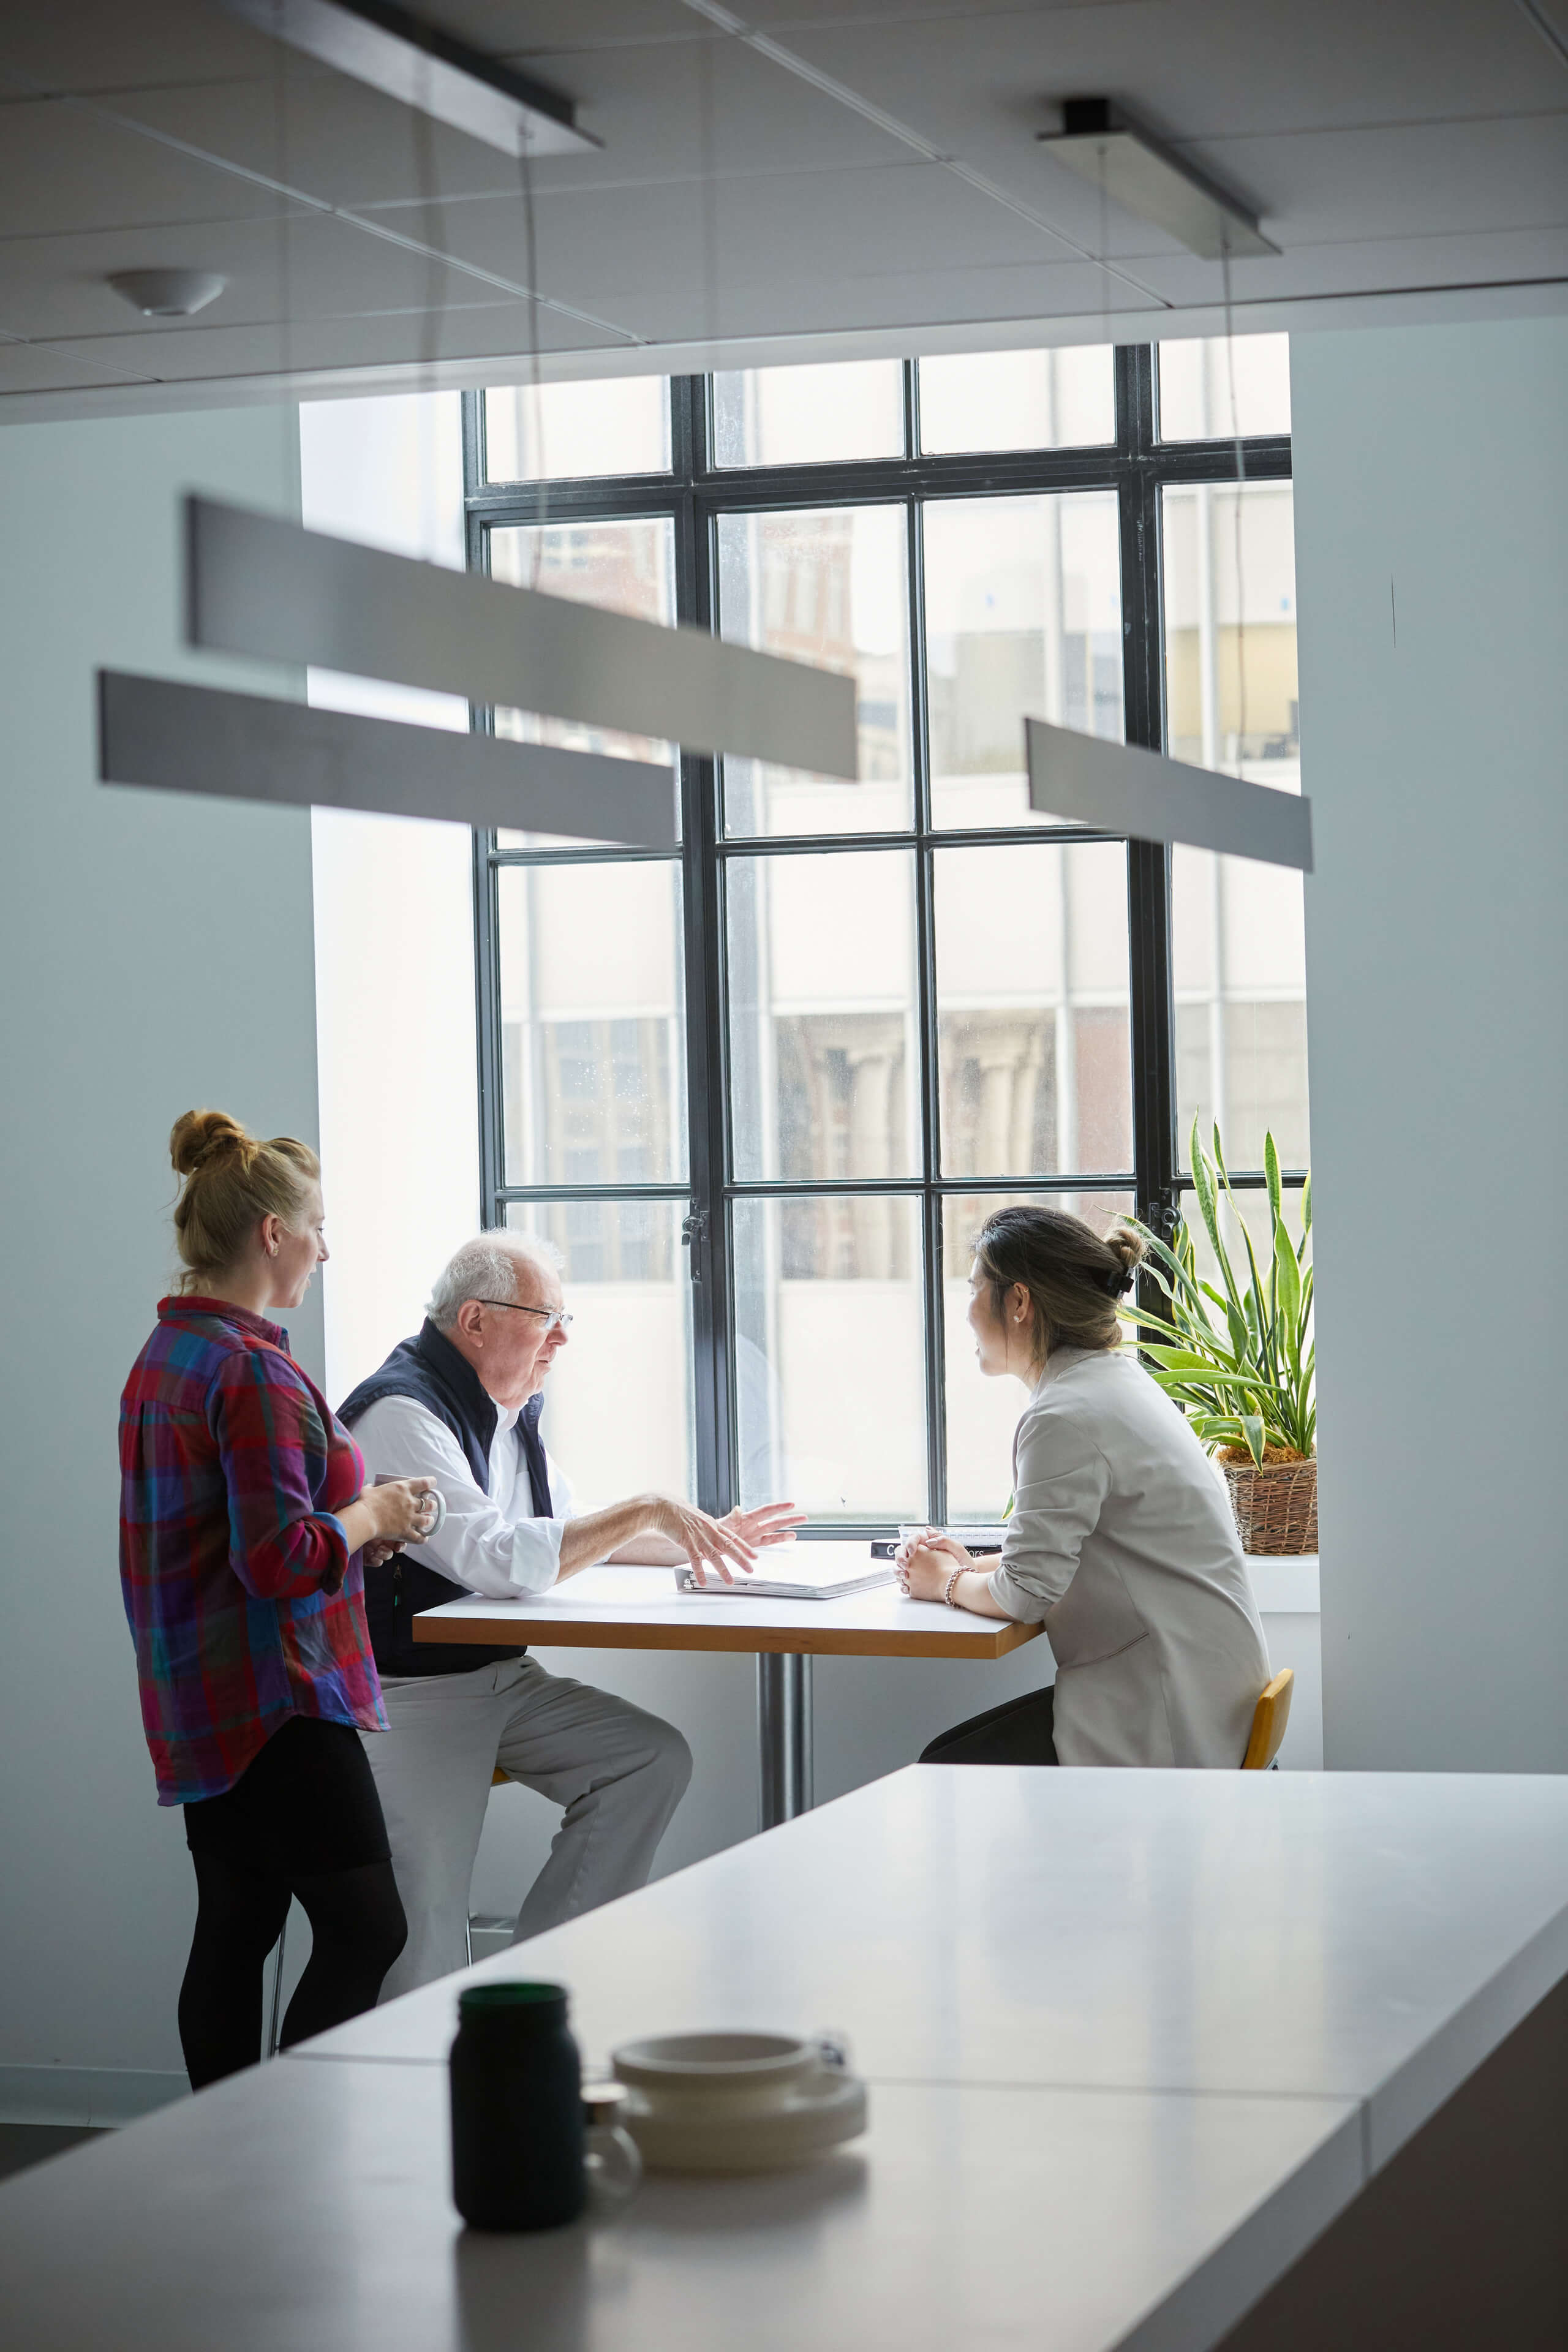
[{"xmin": 363, "ymin": 1656, "xmax": 691, "ymax": 2002}]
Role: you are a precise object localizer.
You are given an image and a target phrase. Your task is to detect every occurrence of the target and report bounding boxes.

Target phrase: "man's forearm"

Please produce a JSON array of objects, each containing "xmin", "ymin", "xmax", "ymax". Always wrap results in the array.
[{"xmin": 556, "ymin": 1498, "xmax": 661, "ymax": 1579}]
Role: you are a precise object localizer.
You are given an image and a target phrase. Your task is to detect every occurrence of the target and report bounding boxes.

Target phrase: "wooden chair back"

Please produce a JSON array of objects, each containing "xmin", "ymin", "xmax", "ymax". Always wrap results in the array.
[{"xmin": 1242, "ymin": 1668, "xmax": 1294, "ymax": 1770}]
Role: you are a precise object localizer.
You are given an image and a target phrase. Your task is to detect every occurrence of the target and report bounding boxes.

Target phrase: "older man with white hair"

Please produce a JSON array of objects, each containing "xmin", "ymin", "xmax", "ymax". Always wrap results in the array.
[{"xmin": 340, "ymin": 1231, "xmax": 799, "ymax": 1998}]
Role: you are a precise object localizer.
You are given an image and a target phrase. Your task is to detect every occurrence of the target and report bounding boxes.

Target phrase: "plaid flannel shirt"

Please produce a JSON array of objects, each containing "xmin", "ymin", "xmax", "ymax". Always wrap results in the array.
[{"xmin": 119, "ymin": 1296, "xmax": 386, "ymax": 1806}]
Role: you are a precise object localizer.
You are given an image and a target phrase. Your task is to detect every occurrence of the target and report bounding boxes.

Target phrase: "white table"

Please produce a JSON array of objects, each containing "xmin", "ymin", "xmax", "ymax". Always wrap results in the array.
[
  {"xmin": 3, "ymin": 1767, "xmax": 1566, "ymax": 2349},
  {"xmin": 415, "ymin": 1547, "xmax": 1040, "ymax": 1828}
]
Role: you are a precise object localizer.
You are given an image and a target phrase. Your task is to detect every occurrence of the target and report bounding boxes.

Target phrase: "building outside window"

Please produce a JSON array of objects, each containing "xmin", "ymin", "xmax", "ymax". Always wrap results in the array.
[{"xmin": 466, "ymin": 339, "xmax": 1305, "ymax": 1526}]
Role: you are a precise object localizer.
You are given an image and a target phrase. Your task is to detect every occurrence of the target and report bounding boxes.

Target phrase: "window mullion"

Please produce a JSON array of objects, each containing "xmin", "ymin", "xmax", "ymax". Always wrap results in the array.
[{"xmin": 674, "ymin": 380, "xmax": 735, "ymax": 1512}]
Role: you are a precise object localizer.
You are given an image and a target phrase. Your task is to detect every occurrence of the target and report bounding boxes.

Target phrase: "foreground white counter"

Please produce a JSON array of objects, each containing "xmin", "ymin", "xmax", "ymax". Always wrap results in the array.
[{"xmin": 2, "ymin": 1767, "xmax": 1565, "ymax": 2351}]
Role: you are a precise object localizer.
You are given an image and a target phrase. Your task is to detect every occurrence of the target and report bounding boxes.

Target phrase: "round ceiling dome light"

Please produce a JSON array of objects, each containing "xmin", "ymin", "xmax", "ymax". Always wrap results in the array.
[{"xmin": 106, "ymin": 269, "xmax": 228, "ymax": 318}]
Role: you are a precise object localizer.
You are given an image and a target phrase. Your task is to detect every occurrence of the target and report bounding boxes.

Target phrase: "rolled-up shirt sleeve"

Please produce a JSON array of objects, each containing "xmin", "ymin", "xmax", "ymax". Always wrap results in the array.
[
  {"xmin": 348, "ymin": 1394, "xmax": 569, "ymax": 1599},
  {"xmin": 989, "ymin": 1405, "xmax": 1112, "ymax": 1624},
  {"xmin": 209, "ymin": 1351, "xmax": 351, "ymax": 1600}
]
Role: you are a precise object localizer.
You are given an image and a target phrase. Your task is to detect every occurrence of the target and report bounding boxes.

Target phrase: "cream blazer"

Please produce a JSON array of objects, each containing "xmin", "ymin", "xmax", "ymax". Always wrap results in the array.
[{"xmin": 989, "ymin": 1348, "xmax": 1270, "ymax": 1768}]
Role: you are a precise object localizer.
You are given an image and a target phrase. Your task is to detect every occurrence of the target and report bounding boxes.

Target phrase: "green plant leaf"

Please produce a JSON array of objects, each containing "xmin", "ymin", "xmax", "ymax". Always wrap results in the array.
[
  {"xmin": 1241, "ymin": 1414, "xmax": 1266, "ymax": 1466},
  {"xmin": 1264, "ymin": 1130, "xmax": 1283, "ymax": 1223},
  {"xmin": 1302, "ymin": 1170, "xmax": 1313, "ymax": 1234}
]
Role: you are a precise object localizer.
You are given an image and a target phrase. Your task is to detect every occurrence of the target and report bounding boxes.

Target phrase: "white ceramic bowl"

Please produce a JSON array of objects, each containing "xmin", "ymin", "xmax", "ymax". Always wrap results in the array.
[{"xmin": 609, "ymin": 2032, "xmax": 868, "ymax": 2176}]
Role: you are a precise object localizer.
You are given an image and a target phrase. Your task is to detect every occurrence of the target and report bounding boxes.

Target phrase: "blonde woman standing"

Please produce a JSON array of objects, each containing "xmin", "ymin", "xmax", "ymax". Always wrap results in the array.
[
  {"xmin": 900, "ymin": 1205, "xmax": 1269, "ymax": 1770},
  {"xmin": 118, "ymin": 1112, "xmax": 435, "ymax": 2087}
]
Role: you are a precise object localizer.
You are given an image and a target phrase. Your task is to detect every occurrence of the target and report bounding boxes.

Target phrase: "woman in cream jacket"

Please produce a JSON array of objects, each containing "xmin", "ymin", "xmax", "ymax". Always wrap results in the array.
[{"xmin": 899, "ymin": 1205, "xmax": 1268, "ymax": 1769}]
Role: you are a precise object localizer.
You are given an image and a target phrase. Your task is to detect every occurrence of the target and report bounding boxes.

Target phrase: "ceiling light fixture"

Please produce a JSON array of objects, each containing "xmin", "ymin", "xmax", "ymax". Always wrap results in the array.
[
  {"xmin": 1025, "ymin": 718, "xmax": 1312, "ymax": 872},
  {"xmin": 106, "ymin": 269, "xmax": 228, "ymax": 317},
  {"xmin": 98, "ymin": 671, "xmax": 677, "ymax": 846},
  {"xmin": 1037, "ymin": 98, "xmax": 1276, "ymax": 262},
  {"xmin": 185, "ymin": 497, "xmax": 859, "ymax": 780},
  {"xmin": 218, "ymin": 0, "xmax": 599, "ymax": 156}
]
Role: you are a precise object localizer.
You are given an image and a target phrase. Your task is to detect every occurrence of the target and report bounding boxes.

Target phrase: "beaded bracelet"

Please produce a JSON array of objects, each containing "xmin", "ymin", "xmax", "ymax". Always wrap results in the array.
[{"xmin": 943, "ymin": 1562, "xmax": 967, "ymax": 1608}]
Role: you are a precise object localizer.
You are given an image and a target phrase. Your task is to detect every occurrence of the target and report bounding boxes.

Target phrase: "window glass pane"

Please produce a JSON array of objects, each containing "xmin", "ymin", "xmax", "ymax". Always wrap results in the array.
[
  {"xmin": 728, "ymin": 848, "xmax": 918, "ymax": 1183},
  {"xmin": 935, "ymin": 842, "xmax": 1131, "ymax": 1178},
  {"xmin": 733, "ymin": 1193, "xmax": 925, "ymax": 1518},
  {"xmin": 717, "ymin": 505, "xmax": 913, "ymax": 837},
  {"xmin": 924, "ymin": 491, "xmax": 1123, "ymax": 831},
  {"xmin": 1163, "ymin": 480, "xmax": 1308, "ymax": 1172},
  {"xmin": 497, "ymin": 862, "xmax": 686, "ymax": 1186},
  {"xmin": 1158, "ymin": 334, "xmax": 1291, "ymax": 441},
  {"xmin": 507, "ymin": 1200, "xmax": 694, "ymax": 1499},
  {"xmin": 484, "ymin": 375, "xmax": 670, "ymax": 481},
  {"xmin": 489, "ymin": 517, "xmax": 679, "ymax": 848},
  {"xmin": 712, "ymin": 360, "xmax": 904, "ymax": 469},
  {"xmin": 918, "ymin": 344, "xmax": 1114, "ymax": 454},
  {"xmin": 943, "ymin": 1190, "xmax": 1134, "ymax": 1520}
]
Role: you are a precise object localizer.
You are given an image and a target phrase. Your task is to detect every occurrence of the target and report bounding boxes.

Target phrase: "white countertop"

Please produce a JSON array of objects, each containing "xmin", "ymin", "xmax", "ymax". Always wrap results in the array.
[
  {"xmin": 4, "ymin": 1765, "xmax": 1565, "ymax": 2351},
  {"xmin": 0, "ymin": 2036, "xmax": 1360, "ymax": 2352},
  {"xmin": 304, "ymin": 1765, "xmax": 1568, "ymax": 2173}
]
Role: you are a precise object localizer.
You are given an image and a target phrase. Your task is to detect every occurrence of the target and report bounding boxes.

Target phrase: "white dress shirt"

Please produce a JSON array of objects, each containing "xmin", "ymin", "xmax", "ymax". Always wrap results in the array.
[
  {"xmin": 349, "ymin": 1392, "xmax": 581, "ymax": 1600},
  {"xmin": 989, "ymin": 1347, "xmax": 1270, "ymax": 1768}
]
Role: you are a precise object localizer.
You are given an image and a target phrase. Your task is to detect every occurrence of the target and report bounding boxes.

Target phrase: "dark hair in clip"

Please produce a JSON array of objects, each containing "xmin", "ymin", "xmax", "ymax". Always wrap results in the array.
[{"xmin": 971, "ymin": 1206, "xmax": 1147, "ymax": 1365}]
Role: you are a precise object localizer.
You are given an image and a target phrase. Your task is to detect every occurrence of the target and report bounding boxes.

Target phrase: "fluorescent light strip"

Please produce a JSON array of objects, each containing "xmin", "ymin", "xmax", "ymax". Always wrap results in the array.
[
  {"xmin": 98, "ymin": 671, "xmax": 677, "ymax": 848},
  {"xmin": 186, "ymin": 499, "xmax": 860, "ymax": 783},
  {"xmin": 1024, "ymin": 718, "xmax": 1313, "ymax": 872},
  {"xmin": 1038, "ymin": 102, "xmax": 1277, "ymax": 263},
  {"xmin": 219, "ymin": 0, "xmax": 599, "ymax": 157}
]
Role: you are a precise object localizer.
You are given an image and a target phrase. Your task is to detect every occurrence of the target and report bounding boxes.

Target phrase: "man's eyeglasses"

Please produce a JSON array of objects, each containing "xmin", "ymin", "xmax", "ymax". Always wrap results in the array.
[{"xmin": 474, "ymin": 1299, "xmax": 574, "ymax": 1333}]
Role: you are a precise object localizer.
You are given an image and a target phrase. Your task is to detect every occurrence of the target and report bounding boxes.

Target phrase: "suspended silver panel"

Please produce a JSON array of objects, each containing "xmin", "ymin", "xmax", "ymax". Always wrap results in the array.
[
  {"xmin": 1038, "ymin": 107, "xmax": 1277, "ymax": 262},
  {"xmin": 217, "ymin": 0, "xmax": 600, "ymax": 157},
  {"xmin": 186, "ymin": 498, "xmax": 861, "ymax": 782},
  {"xmin": 1025, "ymin": 718, "xmax": 1313, "ymax": 872},
  {"xmin": 97, "ymin": 671, "xmax": 678, "ymax": 849}
]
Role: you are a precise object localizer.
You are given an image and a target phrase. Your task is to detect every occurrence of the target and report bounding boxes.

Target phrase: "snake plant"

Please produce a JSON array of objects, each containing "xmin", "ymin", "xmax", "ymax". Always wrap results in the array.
[{"xmin": 1125, "ymin": 1120, "xmax": 1315, "ymax": 1468}]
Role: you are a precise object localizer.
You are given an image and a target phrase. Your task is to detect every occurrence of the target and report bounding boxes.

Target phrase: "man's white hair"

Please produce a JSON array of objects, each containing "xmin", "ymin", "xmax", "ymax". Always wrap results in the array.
[{"xmin": 426, "ymin": 1231, "xmax": 563, "ymax": 1332}]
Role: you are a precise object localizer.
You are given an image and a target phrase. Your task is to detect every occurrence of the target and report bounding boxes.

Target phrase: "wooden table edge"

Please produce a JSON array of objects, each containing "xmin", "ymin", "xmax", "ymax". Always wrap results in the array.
[{"xmin": 412, "ymin": 1613, "xmax": 1042, "ymax": 1660}]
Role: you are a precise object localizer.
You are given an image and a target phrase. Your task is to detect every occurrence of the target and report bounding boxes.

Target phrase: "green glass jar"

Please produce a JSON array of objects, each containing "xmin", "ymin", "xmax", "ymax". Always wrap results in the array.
[{"xmin": 450, "ymin": 1981, "xmax": 585, "ymax": 2231}]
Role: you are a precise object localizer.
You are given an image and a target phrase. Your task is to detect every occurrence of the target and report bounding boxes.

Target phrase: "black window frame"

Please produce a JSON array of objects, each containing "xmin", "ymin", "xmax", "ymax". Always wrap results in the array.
[{"xmin": 463, "ymin": 349, "xmax": 1297, "ymax": 1532}]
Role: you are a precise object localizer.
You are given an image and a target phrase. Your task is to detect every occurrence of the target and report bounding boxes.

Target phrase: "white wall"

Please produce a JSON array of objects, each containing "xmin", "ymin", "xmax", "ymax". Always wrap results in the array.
[
  {"xmin": 1291, "ymin": 317, "xmax": 1568, "ymax": 1771},
  {"xmin": 0, "ymin": 406, "xmax": 313, "ymax": 2120},
  {"xmin": 298, "ymin": 392, "xmax": 480, "ymax": 1403}
]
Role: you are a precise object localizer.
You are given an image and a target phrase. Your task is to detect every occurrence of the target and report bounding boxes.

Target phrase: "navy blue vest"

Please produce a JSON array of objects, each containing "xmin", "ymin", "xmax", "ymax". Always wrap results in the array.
[{"xmin": 339, "ymin": 1320, "xmax": 552, "ymax": 1678}]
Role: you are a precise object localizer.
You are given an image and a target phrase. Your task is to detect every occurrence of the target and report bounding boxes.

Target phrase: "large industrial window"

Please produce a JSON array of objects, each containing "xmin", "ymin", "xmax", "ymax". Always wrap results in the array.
[{"xmin": 464, "ymin": 337, "xmax": 1302, "ymax": 1528}]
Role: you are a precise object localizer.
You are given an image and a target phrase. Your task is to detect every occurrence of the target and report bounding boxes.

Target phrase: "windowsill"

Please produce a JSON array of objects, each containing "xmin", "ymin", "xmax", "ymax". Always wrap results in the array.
[{"xmin": 1245, "ymin": 1554, "xmax": 1319, "ymax": 1614}]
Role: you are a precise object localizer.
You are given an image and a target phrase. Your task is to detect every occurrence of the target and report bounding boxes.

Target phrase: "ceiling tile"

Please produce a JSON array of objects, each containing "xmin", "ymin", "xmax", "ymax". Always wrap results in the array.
[
  {"xmin": 0, "ymin": 0, "xmax": 280, "ymax": 98},
  {"xmin": 1129, "ymin": 222, "xmax": 1568, "ymax": 309},
  {"xmin": 432, "ymin": 159, "xmax": 1083, "ymax": 303},
  {"xmin": 0, "ymin": 335, "xmax": 146, "ymax": 394},
  {"xmin": 0, "ymin": 212, "xmax": 533, "ymax": 346},
  {"xmin": 0, "ymin": 95, "xmax": 288, "ymax": 237},
  {"xmin": 34, "ymin": 298, "xmax": 622, "ymax": 389}
]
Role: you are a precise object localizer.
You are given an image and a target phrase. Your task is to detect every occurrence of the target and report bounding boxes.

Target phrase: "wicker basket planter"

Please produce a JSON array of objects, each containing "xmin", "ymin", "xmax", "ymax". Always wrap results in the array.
[{"xmin": 1221, "ymin": 1455, "xmax": 1317, "ymax": 1556}]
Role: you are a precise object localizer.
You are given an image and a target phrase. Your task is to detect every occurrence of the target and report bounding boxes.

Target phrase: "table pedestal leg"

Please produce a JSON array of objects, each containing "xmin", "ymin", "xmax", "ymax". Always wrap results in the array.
[{"xmin": 757, "ymin": 1653, "xmax": 813, "ymax": 1830}]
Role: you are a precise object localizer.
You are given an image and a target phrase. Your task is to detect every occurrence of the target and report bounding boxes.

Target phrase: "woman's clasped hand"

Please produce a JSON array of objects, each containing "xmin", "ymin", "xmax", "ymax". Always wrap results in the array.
[{"xmin": 894, "ymin": 1529, "xmax": 976, "ymax": 1602}]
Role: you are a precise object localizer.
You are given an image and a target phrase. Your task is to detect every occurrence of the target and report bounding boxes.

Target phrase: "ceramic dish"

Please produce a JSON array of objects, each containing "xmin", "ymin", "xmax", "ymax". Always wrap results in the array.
[{"xmin": 609, "ymin": 2031, "xmax": 868, "ymax": 2176}]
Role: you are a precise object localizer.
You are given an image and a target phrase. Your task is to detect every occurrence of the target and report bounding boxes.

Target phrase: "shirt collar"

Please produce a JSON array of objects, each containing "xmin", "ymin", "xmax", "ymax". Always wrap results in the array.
[
  {"xmin": 159, "ymin": 1294, "xmax": 288, "ymax": 1349},
  {"xmin": 1030, "ymin": 1345, "xmax": 1095, "ymax": 1403}
]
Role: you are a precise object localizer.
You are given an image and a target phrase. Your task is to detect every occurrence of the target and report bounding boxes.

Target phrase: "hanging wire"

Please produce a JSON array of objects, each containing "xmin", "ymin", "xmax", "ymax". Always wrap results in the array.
[
  {"xmin": 1220, "ymin": 238, "xmax": 1250, "ymax": 775},
  {"xmin": 516, "ymin": 128, "xmax": 548, "ymax": 584},
  {"xmin": 271, "ymin": 0, "xmax": 294, "ymax": 470},
  {"xmin": 410, "ymin": 32, "xmax": 443, "ymax": 562}
]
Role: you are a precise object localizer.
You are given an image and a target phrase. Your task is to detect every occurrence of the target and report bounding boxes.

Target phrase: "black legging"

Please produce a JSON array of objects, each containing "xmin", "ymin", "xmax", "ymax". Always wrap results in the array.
[
  {"xmin": 919, "ymin": 1683, "xmax": 1059, "ymax": 1766},
  {"xmin": 179, "ymin": 1717, "xmax": 407, "ymax": 2090}
]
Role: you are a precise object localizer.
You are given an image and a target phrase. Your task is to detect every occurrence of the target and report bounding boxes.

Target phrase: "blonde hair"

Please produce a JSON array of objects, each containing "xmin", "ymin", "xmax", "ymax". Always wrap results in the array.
[
  {"xmin": 971, "ymin": 1205, "xmax": 1146, "ymax": 1367},
  {"xmin": 168, "ymin": 1109, "xmax": 319, "ymax": 1291}
]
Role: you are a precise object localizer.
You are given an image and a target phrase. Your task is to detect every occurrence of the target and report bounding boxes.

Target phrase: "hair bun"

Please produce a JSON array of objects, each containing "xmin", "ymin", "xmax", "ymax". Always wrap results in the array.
[
  {"xmin": 1105, "ymin": 1223, "xmax": 1147, "ymax": 1273},
  {"xmin": 169, "ymin": 1108, "xmax": 250, "ymax": 1178}
]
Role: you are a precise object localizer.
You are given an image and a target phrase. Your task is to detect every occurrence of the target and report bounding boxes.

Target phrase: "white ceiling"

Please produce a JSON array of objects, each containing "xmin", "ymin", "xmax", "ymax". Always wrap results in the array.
[{"xmin": 2, "ymin": 0, "xmax": 1566, "ymax": 418}]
